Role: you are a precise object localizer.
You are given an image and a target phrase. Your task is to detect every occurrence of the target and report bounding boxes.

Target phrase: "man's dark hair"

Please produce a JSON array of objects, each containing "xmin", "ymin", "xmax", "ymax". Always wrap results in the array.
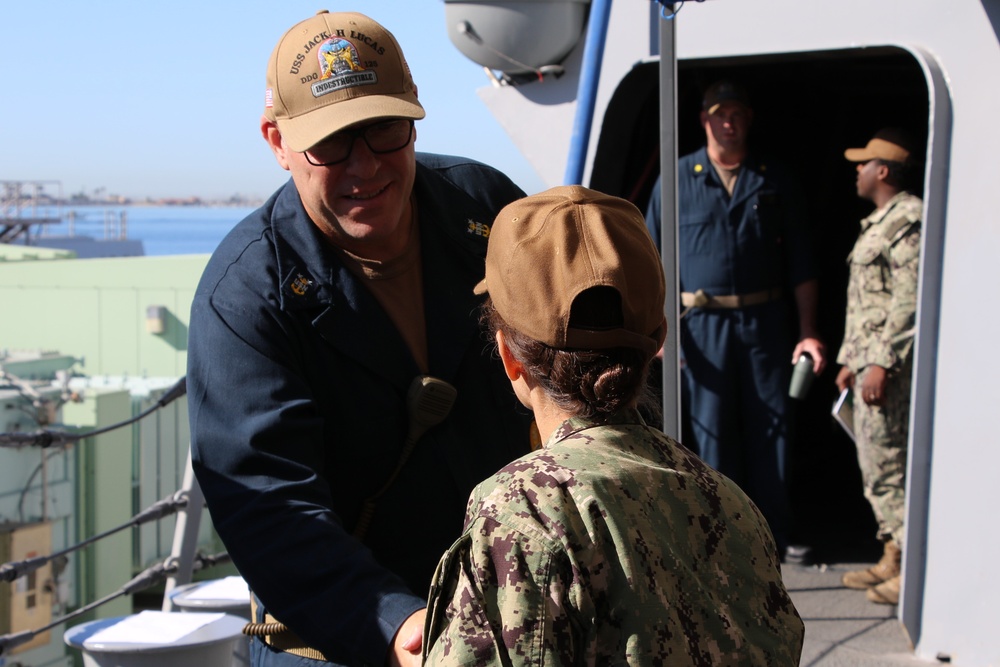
[{"xmin": 877, "ymin": 158, "xmax": 919, "ymax": 191}]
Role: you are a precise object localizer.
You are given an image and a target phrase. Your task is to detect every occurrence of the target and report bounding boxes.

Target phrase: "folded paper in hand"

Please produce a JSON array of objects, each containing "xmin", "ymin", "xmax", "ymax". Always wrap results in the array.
[{"xmin": 832, "ymin": 387, "xmax": 855, "ymax": 442}]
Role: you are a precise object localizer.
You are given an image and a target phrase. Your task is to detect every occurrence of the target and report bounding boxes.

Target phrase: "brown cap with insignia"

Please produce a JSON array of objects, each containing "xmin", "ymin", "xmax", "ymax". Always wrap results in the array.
[
  {"xmin": 264, "ymin": 10, "xmax": 425, "ymax": 152},
  {"xmin": 476, "ymin": 186, "xmax": 666, "ymax": 356}
]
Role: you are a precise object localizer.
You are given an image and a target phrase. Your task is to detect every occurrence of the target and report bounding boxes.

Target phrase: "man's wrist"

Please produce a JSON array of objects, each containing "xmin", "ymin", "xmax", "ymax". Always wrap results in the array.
[
  {"xmin": 366, "ymin": 593, "xmax": 426, "ymax": 667},
  {"xmin": 798, "ymin": 329, "xmax": 821, "ymax": 341}
]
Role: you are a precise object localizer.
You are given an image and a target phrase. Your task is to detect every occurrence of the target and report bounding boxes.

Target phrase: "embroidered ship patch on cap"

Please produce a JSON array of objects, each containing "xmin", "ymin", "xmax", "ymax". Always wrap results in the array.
[{"xmin": 312, "ymin": 38, "xmax": 378, "ymax": 99}]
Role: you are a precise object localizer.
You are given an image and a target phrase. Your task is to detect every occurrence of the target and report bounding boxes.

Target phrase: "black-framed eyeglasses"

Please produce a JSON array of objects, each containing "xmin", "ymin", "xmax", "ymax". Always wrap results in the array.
[{"xmin": 303, "ymin": 119, "xmax": 414, "ymax": 167}]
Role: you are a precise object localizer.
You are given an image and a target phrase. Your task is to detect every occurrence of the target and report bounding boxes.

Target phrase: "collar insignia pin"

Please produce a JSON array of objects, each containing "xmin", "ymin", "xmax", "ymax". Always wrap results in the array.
[
  {"xmin": 290, "ymin": 273, "xmax": 314, "ymax": 297},
  {"xmin": 467, "ymin": 219, "xmax": 490, "ymax": 238}
]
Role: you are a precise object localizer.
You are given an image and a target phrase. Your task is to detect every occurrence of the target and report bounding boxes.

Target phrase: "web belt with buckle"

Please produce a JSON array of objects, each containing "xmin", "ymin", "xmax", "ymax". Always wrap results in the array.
[{"xmin": 680, "ymin": 288, "xmax": 783, "ymax": 318}]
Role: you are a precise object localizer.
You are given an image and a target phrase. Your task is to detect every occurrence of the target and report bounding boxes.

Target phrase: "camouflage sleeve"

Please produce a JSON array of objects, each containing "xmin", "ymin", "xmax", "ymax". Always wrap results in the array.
[
  {"xmin": 842, "ymin": 196, "xmax": 923, "ymax": 373},
  {"xmin": 423, "ymin": 517, "xmax": 577, "ymax": 666},
  {"xmin": 835, "ymin": 301, "xmax": 854, "ymax": 368},
  {"xmin": 880, "ymin": 224, "xmax": 921, "ymax": 367}
]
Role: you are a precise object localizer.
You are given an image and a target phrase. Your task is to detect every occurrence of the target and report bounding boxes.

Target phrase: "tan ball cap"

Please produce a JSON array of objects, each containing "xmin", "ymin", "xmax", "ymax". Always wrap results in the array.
[
  {"xmin": 476, "ymin": 186, "xmax": 667, "ymax": 356},
  {"xmin": 264, "ymin": 10, "xmax": 425, "ymax": 152},
  {"xmin": 844, "ymin": 127, "xmax": 915, "ymax": 163}
]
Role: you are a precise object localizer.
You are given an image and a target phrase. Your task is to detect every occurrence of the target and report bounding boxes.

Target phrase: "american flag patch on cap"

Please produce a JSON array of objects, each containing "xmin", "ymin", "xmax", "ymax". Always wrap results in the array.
[{"xmin": 265, "ymin": 88, "xmax": 274, "ymax": 108}]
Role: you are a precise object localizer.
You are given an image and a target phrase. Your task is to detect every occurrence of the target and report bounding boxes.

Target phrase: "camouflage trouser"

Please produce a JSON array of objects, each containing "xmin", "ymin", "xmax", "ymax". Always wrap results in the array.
[{"xmin": 853, "ymin": 362, "xmax": 912, "ymax": 548}]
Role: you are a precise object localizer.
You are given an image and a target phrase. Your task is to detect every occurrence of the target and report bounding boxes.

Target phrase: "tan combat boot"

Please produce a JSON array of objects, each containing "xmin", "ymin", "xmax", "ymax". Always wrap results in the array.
[
  {"xmin": 841, "ymin": 541, "xmax": 901, "ymax": 590},
  {"xmin": 867, "ymin": 575, "xmax": 901, "ymax": 605}
]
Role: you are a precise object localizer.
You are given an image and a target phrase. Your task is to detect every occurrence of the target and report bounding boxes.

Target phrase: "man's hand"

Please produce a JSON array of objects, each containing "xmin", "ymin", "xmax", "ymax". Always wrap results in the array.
[
  {"xmin": 835, "ymin": 366, "xmax": 855, "ymax": 393},
  {"xmin": 792, "ymin": 337, "xmax": 827, "ymax": 376},
  {"xmin": 387, "ymin": 609, "xmax": 426, "ymax": 667},
  {"xmin": 860, "ymin": 365, "xmax": 888, "ymax": 406}
]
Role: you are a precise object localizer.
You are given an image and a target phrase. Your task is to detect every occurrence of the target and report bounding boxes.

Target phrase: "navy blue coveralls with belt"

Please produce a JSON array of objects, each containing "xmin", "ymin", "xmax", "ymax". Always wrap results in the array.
[
  {"xmin": 646, "ymin": 146, "xmax": 814, "ymax": 547},
  {"xmin": 188, "ymin": 154, "xmax": 534, "ymax": 667}
]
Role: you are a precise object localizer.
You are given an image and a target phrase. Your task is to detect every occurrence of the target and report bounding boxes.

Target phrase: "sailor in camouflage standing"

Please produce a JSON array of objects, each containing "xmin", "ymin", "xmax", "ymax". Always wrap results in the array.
[
  {"xmin": 835, "ymin": 128, "xmax": 922, "ymax": 606},
  {"xmin": 422, "ymin": 186, "xmax": 804, "ymax": 666}
]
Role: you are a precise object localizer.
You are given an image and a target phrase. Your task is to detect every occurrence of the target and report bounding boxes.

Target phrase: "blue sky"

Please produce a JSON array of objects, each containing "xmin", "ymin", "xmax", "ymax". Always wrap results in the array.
[{"xmin": 3, "ymin": 1, "xmax": 546, "ymax": 201}]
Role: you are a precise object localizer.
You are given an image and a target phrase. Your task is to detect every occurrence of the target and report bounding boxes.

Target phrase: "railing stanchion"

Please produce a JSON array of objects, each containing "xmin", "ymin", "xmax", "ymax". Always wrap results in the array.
[{"xmin": 161, "ymin": 448, "xmax": 204, "ymax": 611}]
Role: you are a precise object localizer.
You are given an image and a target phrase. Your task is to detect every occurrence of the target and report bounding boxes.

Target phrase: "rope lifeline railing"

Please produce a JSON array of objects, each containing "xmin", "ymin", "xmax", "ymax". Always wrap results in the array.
[
  {"xmin": 0, "ymin": 490, "xmax": 192, "ymax": 584},
  {"xmin": 0, "ymin": 550, "xmax": 231, "ymax": 657},
  {"xmin": 0, "ymin": 374, "xmax": 212, "ymax": 657},
  {"xmin": 0, "ymin": 376, "xmax": 186, "ymax": 449}
]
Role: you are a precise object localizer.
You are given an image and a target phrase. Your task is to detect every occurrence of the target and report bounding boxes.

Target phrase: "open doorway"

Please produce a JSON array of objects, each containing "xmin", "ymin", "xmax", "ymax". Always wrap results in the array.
[{"xmin": 591, "ymin": 47, "xmax": 931, "ymax": 562}]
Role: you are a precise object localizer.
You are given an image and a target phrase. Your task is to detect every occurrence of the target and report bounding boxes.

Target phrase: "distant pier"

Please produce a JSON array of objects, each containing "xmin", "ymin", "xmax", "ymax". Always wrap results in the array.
[{"xmin": 0, "ymin": 180, "xmax": 62, "ymax": 244}]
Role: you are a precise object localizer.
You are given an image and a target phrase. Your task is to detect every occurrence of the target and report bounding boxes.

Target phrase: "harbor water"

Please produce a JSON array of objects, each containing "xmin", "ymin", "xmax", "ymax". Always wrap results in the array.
[{"xmin": 30, "ymin": 205, "xmax": 257, "ymax": 256}]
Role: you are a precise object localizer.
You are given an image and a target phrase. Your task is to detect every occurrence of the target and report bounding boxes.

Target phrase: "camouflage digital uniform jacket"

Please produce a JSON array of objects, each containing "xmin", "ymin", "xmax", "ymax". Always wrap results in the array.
[
  {"xmin": 422, "ymin": 410, "xmax": 804, "ymax": 666},
  {"xmin": 836, "ymin": 191, "xmax": 923, "ymax": 373}
]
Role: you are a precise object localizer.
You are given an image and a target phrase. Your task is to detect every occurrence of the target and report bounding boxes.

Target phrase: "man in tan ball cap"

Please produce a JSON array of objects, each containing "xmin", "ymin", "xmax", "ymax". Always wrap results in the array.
[{"xmin": 187, "ymin": 10, "xmax": 534, "ymax": 666}]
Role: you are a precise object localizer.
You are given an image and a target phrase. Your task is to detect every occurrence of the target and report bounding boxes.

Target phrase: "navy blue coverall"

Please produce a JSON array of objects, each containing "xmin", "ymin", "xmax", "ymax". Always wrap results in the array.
[
  {"xmin": 646, "ymin": 146, "xmax": 814, "ymax": 547},
  {"xmin": 188, "ymin": 154, "xmax": 534, "ymax": 667}
]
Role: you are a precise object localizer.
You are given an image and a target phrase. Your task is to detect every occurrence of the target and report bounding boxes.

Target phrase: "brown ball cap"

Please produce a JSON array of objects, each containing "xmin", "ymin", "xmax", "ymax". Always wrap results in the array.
[
  {"xmin": 476, "ymin": 186, "xmax": 667, "ymax": 356},
  {"xmin": 264, "ymin": 10, "xmax": 425, "ymax": 152}
]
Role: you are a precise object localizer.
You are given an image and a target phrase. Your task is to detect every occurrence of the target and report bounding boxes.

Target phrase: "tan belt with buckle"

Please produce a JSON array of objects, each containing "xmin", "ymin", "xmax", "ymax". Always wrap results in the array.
[
  {"xmin": 244, "ymin": 595, "xmax": 331, "ymax": 662},
  {"xmin": 680, "ymin": 288, "xmax": 783, "ymax": 317}
]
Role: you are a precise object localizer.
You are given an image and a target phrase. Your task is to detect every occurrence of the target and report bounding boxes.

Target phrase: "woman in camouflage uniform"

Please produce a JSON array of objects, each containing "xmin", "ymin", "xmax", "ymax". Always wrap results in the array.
[{"xmin": 422, "ymin": 185, "xmax": 804, "ymax": 666}]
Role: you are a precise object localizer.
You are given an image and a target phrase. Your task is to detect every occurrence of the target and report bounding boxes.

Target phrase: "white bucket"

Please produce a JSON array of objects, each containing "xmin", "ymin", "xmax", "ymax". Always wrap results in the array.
[
  {"xmin": 65, "ymin": 612, "xmax": 247, "ymax": 667},
  {"xmin": 169, "ymin": 577, "xmax": 252, "ymax": 619},
  {"xmin": 168, "ymin": 577, "xmax": 252, "ymax": 666}
]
